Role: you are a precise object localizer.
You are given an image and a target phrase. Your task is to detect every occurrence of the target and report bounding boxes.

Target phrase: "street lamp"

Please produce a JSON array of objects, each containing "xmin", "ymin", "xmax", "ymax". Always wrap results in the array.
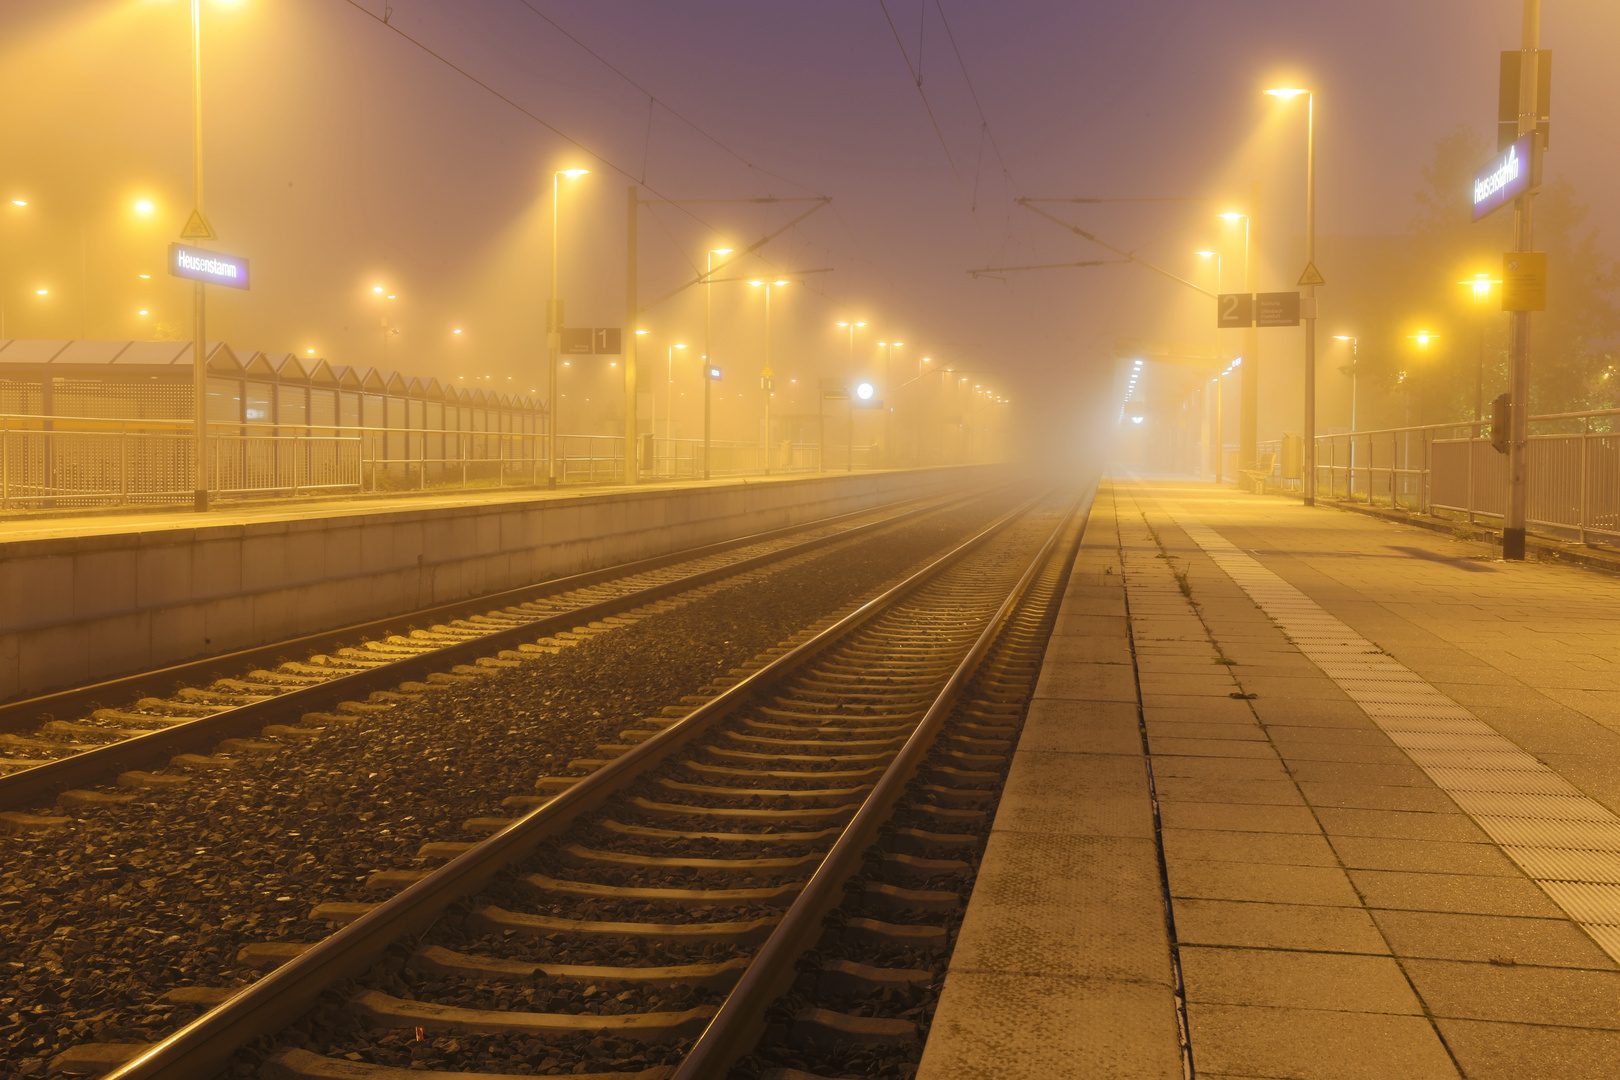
[
  {"xmin": 877, "ymin": 341, "xmax": 902, "ymax": 467},
  {"xmin": 749, "ymin": 280, "xmax": 791, "ymax": 474},
  {"xmin": 1268, "ymin": 85, "xmax": 1318, "ymax": 504},
  {"xmin": 1195, "ymin": 251, "xmax": 1226, "ymax": 481},
  {"xmin": 1332, "ymin": 335, "xmax": 1359, "ymax": 434},
  {"xmin": 836, "ymin": 321, "xmax": 868, "ymax": 368},
  {"xmin": 1217, "ymin": 207, "xmax": 1259, "ymax": 473},
  {"xmin": 1457, "ymin": 273, "xmax": 1501, "ymax": 423},
  {"xmin": 545, "ymin": 167, "xmax": 588, "ymax": 488},
  {"xmin": 702, "ymin": 247, "xmax": 733, "ymax": 480}
]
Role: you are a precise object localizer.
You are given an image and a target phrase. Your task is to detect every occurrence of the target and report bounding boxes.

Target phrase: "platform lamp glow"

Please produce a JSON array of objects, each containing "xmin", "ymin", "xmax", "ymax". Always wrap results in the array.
[
  {"xmin": 701, "ymin": 248, "xmax": 733, "ymax": 480},
  {"xmin": 544, "ymin": 168, "xmax": 589, "ymax": 489},
  {"xmin": 1217, "ymin": 205, "xmax": 1259, "ymax": 475},
  {"xmin": 1457, "ymin": 273, "xmax": 1502, "ymax": 424},
  {"xmin": 748, "ymin": 280, "xmax": 790, "ymax": 474},
  {"xmin": 181, "ymin": 0, "xmax": 245, "ymax": 512},
  {"xmin": 1196, "ymin": 252, "xmax": 1223, "ymax": 482},
  {"xmin": 1268, "ymin": 85, "xmax": 1319, "ymax": 505},
  {"xmin": 877, "ymin": 341, "xmax": 902, "ymax": 467}
]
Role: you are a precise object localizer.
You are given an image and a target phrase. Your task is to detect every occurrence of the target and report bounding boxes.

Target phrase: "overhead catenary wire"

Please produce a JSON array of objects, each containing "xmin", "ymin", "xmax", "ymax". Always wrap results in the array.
[
  {"xmin": 508, "ymin": 0, "xmax": 824, "ymax": 198},
  {"xmin": 337, "ymin": 1, "xmax": 907, "ymax": 359},
  {"xmin": 875, "ymin": 0, "xmax": 992, "ymax": 254}
]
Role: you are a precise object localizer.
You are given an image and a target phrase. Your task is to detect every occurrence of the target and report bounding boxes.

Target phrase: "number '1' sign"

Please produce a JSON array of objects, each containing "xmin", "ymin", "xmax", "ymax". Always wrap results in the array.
[{"xmin": 1217, "ymin": 293, "xmax": 1254, "ymax": 329}]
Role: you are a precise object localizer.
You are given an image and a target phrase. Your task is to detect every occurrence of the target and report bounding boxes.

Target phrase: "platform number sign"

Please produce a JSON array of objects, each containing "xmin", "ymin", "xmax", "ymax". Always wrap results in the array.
[
  {"xmin": 1217, "ymin": 293, "xmax": 1253, "ymax": 329},
  {"xmin": 561, "ymin": 327, "xmax": 623, "ymax": 355}
]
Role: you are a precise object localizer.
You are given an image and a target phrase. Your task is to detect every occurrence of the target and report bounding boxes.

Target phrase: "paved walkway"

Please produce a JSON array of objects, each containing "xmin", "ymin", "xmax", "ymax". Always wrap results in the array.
[
  {"xmin": 0, "ymin": 470, "xmax": 843, "ymax": 545},
  {"xmin": 925, "ymin": 476, "xmax": 1620, "ymax": 1080}
]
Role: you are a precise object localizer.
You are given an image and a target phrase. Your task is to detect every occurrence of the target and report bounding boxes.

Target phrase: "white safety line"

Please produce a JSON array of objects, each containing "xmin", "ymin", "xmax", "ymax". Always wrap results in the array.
[{"xmin": 1153, "ymin": 495, "xmax": 1620, "ymax": 961}]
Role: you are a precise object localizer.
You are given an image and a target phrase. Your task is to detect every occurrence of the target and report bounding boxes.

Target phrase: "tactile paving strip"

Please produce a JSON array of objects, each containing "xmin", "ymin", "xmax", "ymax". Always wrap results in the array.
[{"xmin": 1154, "ymin": 497, "xmax": 1620, "ymax": 961}]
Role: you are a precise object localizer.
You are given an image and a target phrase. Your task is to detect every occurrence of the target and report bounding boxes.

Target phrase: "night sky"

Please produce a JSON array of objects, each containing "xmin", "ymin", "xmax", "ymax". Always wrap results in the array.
[{"xmin": 0, "ymin": 1, "xmax": 1613, "ymax": 456}]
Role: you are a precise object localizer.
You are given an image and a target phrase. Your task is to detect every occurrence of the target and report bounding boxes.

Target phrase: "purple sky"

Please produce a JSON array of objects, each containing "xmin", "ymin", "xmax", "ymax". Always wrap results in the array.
[{"xmin": 0, "ymin": 0, "xmax": 1612, "ymax": 448}]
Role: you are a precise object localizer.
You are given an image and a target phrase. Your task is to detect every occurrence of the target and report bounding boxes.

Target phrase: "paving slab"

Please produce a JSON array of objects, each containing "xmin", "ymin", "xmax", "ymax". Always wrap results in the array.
[{"xmin": 1113, "ymin": 475, "xmax": 1620, "ymax": 1073}]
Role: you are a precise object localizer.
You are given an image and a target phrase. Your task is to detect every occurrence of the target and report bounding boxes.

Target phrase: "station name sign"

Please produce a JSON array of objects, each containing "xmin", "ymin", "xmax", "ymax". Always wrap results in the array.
[
  {"xmin": 168, "ymin": 243, "xmax": 250, "ymax": 289},
  {"xmin": 1472, "ymin": 134, "xmax": 1535, "ymax": 222}
]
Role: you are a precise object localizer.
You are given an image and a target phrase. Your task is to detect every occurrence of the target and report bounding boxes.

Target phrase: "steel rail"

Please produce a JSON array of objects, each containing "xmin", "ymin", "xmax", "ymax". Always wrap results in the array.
[
  {"xmin": 0, "ymin": 493, "xmax": 961, "ymax": 737},
  {"xmin": 99, "ymin": 486, "xmax": 1046, "ymax": 1080},
  {"xmin": 0, "ymin": 490, "xmax": 974, "ymax": 810},
  {"xmin": 672, "ymin": 484, "xmax": 1091, "ymax": 1080}
]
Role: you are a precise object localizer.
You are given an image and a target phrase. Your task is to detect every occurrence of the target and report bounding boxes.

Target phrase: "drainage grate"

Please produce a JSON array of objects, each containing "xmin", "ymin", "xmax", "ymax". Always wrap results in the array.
[{"xmin": 1156, "ymin": 497, "xmax": 1620, "ymax": 961}]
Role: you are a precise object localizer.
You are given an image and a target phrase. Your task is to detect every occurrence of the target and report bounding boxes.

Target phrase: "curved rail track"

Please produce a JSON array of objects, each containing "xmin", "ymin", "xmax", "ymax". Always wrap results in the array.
[
  {"xmin": 0, "ymin": 492, "xmax": 977, "ymax": 815},
  {"xmin": 86, "ymin": 487, "xmax": 1087, "ymax": 1080}
]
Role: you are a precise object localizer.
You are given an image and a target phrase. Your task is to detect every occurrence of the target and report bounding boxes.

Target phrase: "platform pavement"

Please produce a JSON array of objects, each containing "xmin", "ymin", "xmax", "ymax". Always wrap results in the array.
[
  {"xmin": 922, "ymin": 476, "xmax": 1620, "ymax": 1080},
  {"xmin": 0, "ymin": 469, "xmax": 838, "ymax": 545}
]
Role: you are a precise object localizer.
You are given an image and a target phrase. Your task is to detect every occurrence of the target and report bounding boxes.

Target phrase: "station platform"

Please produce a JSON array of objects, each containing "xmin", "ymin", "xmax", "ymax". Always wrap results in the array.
[
  {"xmin": 0, "ymin": 466, "xmax": 982, "ymax": 704},
  {"xmin": 0, "ymin": 471, "xmax": 830, "ymax": 546},
  {"xmin": 923, "ymin": 476, "xmax": 1620, "ymax": 1080}
]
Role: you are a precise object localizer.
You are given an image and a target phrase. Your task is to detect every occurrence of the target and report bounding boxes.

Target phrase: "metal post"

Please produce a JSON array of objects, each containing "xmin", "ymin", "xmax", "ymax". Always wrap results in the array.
[
  {"xmin": 1302, "ymin": 93, "xmax": 1318, "ymax": 505},
  {"xmin": 1504, "ymin": 0, "xmax": 1540, "ymax": 560},
  {"xmin": 547, "ymin": 172, "xmax": 562, "ymax": 490},
  {"xmin": 817, "ymin": 401, "xmax": 826, "ymax": 474},
  {"xmin": 1467, "ymin": 420, "xmax": 1477, "ymax": 524},
  {"xmin": 762, "ymin": 284, "xmax": 772, "ymax": 476},
  {"xmin": 704, "ymin": 252, "xmax": 714, "ymax": 481},
  {"xmin": 846, "ymin": 398, "xmax": 853, "ymax": 472},
  {"xmin": 624, "ymin": 186, "xmax": 638, "ymax": 485},
  {"xmin": 1239, "ymin": 184, "xmax": 1260, "ymax": 473},
  {"xmin": 1580, "ymin": 418, "xmax": 1589, "ymax": 545},
  {"xmin": 189, "ymin": 0, "xmax": 208, "ymax": 512}
]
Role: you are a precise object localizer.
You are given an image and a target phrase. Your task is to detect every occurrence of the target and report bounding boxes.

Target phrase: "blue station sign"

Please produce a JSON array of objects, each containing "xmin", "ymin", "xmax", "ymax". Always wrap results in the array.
[
  {"xmin": 1472, "ymin": 134, "xmax": 1535, "ymax": 222},
  {"xmin": 168, "ymin": 243, "xmax": 250, "ymax": 289}
]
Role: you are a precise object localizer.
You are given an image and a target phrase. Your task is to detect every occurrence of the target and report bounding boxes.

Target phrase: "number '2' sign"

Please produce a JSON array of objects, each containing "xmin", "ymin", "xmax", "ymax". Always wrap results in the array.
[{"xmin": 1217, "ymin": 293, "xmax": 1254, "ymax": 329}]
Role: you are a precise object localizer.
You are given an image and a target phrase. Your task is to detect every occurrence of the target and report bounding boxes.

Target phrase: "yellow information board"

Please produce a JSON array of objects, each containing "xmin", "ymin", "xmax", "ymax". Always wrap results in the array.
[{"xmin": 1502, "ymin": 251, "xmax": 1547, "ymax": 311}]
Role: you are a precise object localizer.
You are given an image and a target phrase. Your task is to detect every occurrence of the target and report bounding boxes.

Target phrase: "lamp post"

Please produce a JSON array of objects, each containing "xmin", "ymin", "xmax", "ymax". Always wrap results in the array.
[
  {"xmin": 1268, "ymin": 86, "xmax": 1318, "ymax": 505},
  {"xmin": 546, "ymin": 168, "xmax": 588, "ymax": 489},
  {"xmin": 877, "ymin": 340, "xmax": 902, "ymax": 467},
  {"xmin": 835, "ymin": 320, "xmax": 867, "ymax": 368},
  {"xmin": 1, "ymin": 198, "xmax": 29, "ymax": 338},
  {"xmin": 185, "ymin": 0, "xmax": 214, "ymax": 512},
  {"xmin": 661, "ymin": 338, "xmax": 684, "ymax": 476},
  {"xmin": 748, "ymin": 280, "xmax": 789, "ymax": 474},
  {"xmin": 1219, "ymin": 201, "xmax": 1259, "ymax": 475},
  {"xmin": 1333, "ymin": 334, "xmax": 1358, "ymax": 497},
  {"xmin": 698, "ymin": 247, "xmax": 733, "ymax": 480},
  {"xmin": 1502, "ymin": 0, "xmax": 1543, "ymax": 561},
  {"xmin": 1197, "ymin": 251, "xmax": 1223, "ymax": 479},
  {"xmin": 1458, "ymin": 273, "xmax": 1501, "ymax": 424}
]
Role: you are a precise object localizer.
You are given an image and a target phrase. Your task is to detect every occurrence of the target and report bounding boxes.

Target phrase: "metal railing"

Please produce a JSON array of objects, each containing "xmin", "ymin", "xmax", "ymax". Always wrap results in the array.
[
  {"xmin": 1312, "ymin": 408, "xmax": 1620, "ymax": 545},
  {"xmin": 0, "ymin": 414, "xmax": 870, "ymax": 511}
]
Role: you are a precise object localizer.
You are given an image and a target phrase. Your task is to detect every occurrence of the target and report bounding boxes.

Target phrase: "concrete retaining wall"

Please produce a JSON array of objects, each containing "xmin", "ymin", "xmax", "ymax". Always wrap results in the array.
[{"xmin": 0, "ymin": 467, "xmax": 989, "ymax": 702}]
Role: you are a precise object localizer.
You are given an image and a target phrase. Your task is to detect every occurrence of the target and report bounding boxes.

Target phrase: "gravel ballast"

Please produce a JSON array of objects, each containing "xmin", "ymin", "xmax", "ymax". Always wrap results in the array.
[{"xmin": 0, "ymin": 498, "xmax": 1009, "ymax": 1077}]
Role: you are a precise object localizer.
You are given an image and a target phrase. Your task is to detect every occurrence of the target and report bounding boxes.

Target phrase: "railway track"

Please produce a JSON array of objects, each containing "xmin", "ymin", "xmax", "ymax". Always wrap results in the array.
[
  {"xmin": 85, "ymin": 487, "xmax": 1086, "ymax": 1080},
  {"xmin": 0, "ymin": 492, "xmax": 974, "ymax": 816}
]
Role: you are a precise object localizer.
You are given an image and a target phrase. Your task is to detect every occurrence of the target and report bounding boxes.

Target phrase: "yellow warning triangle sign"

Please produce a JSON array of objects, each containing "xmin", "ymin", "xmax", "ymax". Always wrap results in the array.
[
  {"xmin": 180, "ymin": 209, "xmax": 217, "ymax": 241},
  {"xmin": 1297, "ymin": 261, "xmax": 1326, "ymax": 287}
]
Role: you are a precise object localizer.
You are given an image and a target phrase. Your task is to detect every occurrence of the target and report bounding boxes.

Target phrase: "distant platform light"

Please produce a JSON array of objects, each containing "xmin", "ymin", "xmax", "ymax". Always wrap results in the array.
[
  {"xmin": 1131, "ymin": 416, "xmax": 1145, "ymax": 424},
  {"xmin": 856, "ymin": 381, "xmax": 875, "ymax": 400}
]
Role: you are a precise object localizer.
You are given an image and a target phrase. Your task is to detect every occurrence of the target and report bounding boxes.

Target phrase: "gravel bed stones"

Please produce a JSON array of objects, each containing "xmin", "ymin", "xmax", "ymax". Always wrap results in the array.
[
  {"xmin": 0, "ymin": 500, "xmax": 1003, "ymax": 1077},
  {"xmin": 727, "ymin": 509, "xmax": 1079, "ymax": 1080}
]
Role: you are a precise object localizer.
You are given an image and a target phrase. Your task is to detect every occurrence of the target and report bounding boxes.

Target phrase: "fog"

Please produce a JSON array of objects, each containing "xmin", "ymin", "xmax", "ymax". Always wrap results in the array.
[{"xmin": 1, "ymin": 0, "xmax": 1615, "ymax": 468}]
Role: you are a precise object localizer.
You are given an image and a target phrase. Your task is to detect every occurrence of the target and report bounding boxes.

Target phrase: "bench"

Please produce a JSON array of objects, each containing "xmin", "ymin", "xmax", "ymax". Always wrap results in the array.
[{"xmin": 1241, "ymin": 451, "xmax": 1277, "ymax": 494}]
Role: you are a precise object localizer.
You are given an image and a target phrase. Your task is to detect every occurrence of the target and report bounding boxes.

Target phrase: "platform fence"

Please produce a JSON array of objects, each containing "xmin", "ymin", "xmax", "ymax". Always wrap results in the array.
[
  {"xmin": 0, "ymin": 414, "xmax": 863, "ymax": 511},
  {"xmin": 1310, "ymin": 407, "xmax": 1620, "ymax": 546}
]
